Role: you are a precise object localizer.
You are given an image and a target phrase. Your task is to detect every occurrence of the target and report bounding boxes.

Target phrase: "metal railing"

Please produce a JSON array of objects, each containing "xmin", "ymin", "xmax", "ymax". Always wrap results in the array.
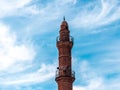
[
  {"xmin": 71, "ymin": 71, "xmax": 75, "ymax": 78},
  {"xmin": 55, "ymin": 69, "xmax": 75, "ymax": 78},
  {"xmin": 56, "ymin": 36, "xmax": 74, "ymax": 43}
]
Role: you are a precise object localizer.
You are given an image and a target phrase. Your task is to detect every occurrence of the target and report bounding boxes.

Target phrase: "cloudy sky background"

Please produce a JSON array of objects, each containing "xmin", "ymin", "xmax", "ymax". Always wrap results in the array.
[{"xmin": 0, "ymin": 0, "xmax": 120, "ymax": 90}]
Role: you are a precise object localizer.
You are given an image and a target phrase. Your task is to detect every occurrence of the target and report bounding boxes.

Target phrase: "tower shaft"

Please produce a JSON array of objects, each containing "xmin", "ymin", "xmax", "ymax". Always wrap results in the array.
[{"xmin": 55, "ymin": 19, "xmax": 75, "ymax": 90}]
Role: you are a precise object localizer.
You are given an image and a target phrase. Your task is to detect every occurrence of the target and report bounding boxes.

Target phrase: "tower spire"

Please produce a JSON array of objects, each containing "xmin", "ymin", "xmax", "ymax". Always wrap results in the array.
[
  {"xmin": 63, "ymin": 16, "xmax": 65, "ymax": 21},
  {"xmin": 55, "ymin": 19, "xmax": 75, "ymax": 90}
]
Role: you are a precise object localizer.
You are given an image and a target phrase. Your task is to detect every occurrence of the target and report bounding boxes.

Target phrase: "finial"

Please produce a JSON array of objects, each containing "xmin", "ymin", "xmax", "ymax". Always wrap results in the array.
[{"xmin": 63, "ymin": 16, "xmax": 65, "ymax": 21}]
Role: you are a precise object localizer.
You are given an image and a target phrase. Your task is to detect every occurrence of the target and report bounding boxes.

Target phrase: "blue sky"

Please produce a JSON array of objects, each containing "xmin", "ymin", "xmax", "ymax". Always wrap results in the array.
[{"xmin": 0, "ymin": 0, "xmax": 120, "ymax": 90}]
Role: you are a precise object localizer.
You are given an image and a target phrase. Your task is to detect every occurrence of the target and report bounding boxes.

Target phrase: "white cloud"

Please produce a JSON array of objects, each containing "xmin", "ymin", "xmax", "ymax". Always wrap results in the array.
[
  {"xmin": 73, "ymin": 86, "xmax": 85, "ymax": 90},
  {"xmin": 0, "ymin": 23, "xmax": 36, "ymax": 71},
  {"xmin": 0, "ymin": 0, "xmax": 39, "ymax": 18},
  {"xmin": 0, "ymin": 22, "xmax": 56, "ymax": 86},
  {"xmin": 56, "ymin": 0, "xmax": 77, "ymax": 5}
]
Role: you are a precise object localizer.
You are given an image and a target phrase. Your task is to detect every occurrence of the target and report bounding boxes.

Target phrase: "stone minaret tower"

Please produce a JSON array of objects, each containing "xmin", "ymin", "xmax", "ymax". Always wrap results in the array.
[{"xmin": 55, "ymin": 17, "xmax": 75, "ymax": 90}]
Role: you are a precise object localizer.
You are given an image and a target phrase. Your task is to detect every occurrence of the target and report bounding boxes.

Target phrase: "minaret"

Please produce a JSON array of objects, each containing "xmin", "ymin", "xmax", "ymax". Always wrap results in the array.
[{"xmin": 55, "ymin": 17, "xmax": 75, "ymax": 90}]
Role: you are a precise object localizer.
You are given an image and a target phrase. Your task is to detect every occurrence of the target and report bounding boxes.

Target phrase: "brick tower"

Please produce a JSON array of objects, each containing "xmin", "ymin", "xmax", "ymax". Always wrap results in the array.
[{"xmin": 55, "ymin": 17, "xmax": 75, "ymax": 90}]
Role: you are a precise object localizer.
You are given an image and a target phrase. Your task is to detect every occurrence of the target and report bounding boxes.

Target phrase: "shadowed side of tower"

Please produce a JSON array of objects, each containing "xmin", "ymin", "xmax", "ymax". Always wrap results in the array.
[{"xmin": 55, "ymin": 18, "xmax": 75, "ymax": 90}]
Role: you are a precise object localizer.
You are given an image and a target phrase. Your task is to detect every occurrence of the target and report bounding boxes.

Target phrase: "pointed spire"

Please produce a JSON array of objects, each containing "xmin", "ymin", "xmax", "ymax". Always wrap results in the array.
[
  {"xmin": 63, "ymin": 16, "xmax": 65, "ymax": 21},
  {"xmin": 61, "ymin": 16, "xmax": 68, "ymax": 28}
]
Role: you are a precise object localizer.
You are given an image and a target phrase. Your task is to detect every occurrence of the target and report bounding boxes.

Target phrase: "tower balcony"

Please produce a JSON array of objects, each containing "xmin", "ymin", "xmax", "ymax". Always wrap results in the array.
[
  {"xmin": 56, "ymin": 36, "xmax": 74, "ymax": 43},
  {"xmin": 55, "ymin": 69, "xmax": 75, "ymax": 78}
]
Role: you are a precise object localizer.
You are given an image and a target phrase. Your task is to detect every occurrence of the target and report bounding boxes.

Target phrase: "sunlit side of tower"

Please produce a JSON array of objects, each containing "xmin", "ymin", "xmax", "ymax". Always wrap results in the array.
[{"xmin": 55, "ymin": 18, "xmax": 75, "ymax": 90}]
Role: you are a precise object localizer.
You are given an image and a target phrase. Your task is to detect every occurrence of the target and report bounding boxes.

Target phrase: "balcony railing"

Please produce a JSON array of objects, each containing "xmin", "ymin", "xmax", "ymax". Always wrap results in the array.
[
  {"xmin": 56, "ymin": 36, "xmax": 74, "ymax": 43},
  {"xmin": 55, "ymin": 69, "xmax": 75, "ymax": 78}
]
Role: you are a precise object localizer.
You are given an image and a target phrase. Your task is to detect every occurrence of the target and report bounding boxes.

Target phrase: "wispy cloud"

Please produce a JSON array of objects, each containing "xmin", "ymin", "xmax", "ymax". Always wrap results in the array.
[
  {"xmin": 0, "ymin": 63, "xmax": 56, "ymax": 85},
  {"xmin": 0, "ymin": 22, "xmax": 57, "ymax": 86},
  {"xmin": 71, "ymin": 0, "xmax": 120, "ymax": 28},
  {"xmin": 73, "ymin": 60, "xmax": 104, "ymax": 90},
  {"xmin": 73, "ymin": 60, "xmax": 120, "ymax": 90},
  {"xmin": 0, "ymin": 0, "xmax": 120, "ymax": 90},
  {"xmin": 0, "ymin": 0, "xmax": 39, "ymax": 18}
]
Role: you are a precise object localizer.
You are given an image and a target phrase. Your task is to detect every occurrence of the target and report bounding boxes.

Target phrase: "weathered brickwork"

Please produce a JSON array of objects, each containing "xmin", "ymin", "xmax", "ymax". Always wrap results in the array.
[{"xmin": 55, "ymin": 18, "xmax": 75, "ymax": 90}]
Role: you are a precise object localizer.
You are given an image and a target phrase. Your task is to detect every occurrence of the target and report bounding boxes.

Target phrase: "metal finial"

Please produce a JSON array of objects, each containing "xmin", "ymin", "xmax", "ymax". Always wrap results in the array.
[{"xmin": 63, "ymin": 16, "xmax": 65, "ymax": 21}]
